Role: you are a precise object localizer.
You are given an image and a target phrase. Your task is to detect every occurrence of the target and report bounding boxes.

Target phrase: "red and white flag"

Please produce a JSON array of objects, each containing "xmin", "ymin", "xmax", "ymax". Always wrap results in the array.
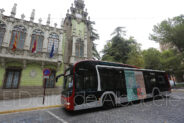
[{"xmin": 32, "ymin": 39, "xmax": 37, "ymax": 53}]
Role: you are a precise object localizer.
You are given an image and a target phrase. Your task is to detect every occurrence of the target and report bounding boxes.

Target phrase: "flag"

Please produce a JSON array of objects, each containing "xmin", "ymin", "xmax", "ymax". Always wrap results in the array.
[
  {"xmin": 12, "ymin": 33, "xmax": 17, "ymax": 51},
  {"xmin": 49, "ymin": 43, "xmax": 54, "ymax": 58},
  {"xmin": 32, "ymin": 39, "xmax": 37, "ymax": 53}
]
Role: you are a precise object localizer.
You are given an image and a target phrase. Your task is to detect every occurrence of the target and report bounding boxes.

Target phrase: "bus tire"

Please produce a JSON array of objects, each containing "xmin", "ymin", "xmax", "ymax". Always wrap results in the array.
[
  {"xmin": 102, "ymin": 94, "xmax": 115, "ymax": 109},
  {"xmin": 153, "ymin": 89, "xmax": 161, "ymax": 100}
]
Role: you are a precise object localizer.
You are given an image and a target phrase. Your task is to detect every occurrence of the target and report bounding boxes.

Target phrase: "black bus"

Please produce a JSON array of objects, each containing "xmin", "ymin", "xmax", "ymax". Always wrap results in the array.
[{"xmin": 60, "ymin": 60, "xmax": 171, "ymax": 111}]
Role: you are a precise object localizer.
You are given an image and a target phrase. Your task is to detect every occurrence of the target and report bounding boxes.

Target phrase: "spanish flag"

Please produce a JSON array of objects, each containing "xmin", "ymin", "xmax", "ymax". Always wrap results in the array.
[
  {"xmin": 32, "ymin": 39, "xmax": 37, "ymax": 53},
  {"xmin": 12, "ymin": 33, "xmax": 17, "ymax": 51}
]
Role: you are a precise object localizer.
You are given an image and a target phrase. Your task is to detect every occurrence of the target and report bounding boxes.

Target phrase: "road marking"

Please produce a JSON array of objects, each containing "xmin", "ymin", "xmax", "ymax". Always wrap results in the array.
[
  {"xmin": 47, "ymin": 110, "xmax": 68, "ymax": 123},
  {"xmin": 0, "ymin": 105, "xmax": 62, "ymax": 115}
]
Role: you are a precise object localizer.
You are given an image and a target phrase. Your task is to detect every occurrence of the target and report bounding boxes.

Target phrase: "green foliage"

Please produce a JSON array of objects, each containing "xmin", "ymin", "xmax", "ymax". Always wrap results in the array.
[
  {"xmin": 102, "ymin": 35, "xmax": 138, "ymax": 63},
  {"xmin": 126, "ymin": 44, "xmax": 144, "ymax": 68},
  {"xmin": 102, "ymin": 24, "xmax": 184, "ymax": 81},
  {"xmin": 111, "ymin": 27, "xmax": 126, "ymax": 37},
  {"xmin": 150, "ymin": 15, "xmax": 184, "ymax": 53},
  {"xmin": 142, "ymin": 48, "xmax": 184, "ymax": 81},
  {"xmin": 90, "ymin": 24, "xmax": 101, "ymax": 60},
  {"xmin": 142, "ymin": 48, "xmax": 162, "ymax": 70},
  {"xmin": 92, "ymin": 43, "xmax": 101, "ymax": 60}
]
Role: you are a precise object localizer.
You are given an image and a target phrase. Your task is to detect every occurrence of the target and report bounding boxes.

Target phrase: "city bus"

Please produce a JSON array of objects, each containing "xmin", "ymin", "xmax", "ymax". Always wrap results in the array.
[{"xmin": 59, "ymin": 60, "xmax": 171, "ymax": 111}]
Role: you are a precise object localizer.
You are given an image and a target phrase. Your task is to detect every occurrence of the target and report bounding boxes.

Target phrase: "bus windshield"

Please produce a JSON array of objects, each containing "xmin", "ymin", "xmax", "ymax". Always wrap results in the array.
[
  {"xmin": 63, "ymin": 67, "xmax": 73, "ymax": 93},
  {"xmin": 63, "ymin": 75, "xmax": 73, "ymax": 91}
]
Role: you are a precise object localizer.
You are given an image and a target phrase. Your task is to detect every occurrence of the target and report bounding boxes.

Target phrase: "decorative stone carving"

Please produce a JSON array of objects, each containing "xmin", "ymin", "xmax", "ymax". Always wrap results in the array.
[
  {"xmin": 21, "ymin": 14, "xmax": 25, "ymax": 20},
  {"xmin": 8, "ymin": 49, "xmax": 24, "ymax": 56},
  {"xmin": 11, "ymin": 3, "xmax": 17, "ymax": 17},
  {"xmin": 29, "ymin": 51, "xmax": 43, "ymax": 58},
  {"xmin": 61, "ymin": 18, "xmax": 64, "ymax": 28},
  {"xmin": 38, "ymin": 18, "xmax": 42, "ymax": 24},
  {"xmin": 47, "ymin": 14, "xmax": 51, "ymax": 25},
  {"xmin": 0, "ymin": 0, "xmax": 92, "ymax": 66},
  {"xmin": 41, "ymin": 62, "xmax": 45, "ymax": 69},
  {"xmin": 1, "ymin": 58, "xmax": 5, "ymax": 68},
  {"xmin": 0, "ymin": 8, "xmax": 5, "ymax": 15},
  {"xmin": 54, "ymin": 23, "xmax": 57, "ymax": 28},
  {"xmin": 29, "ymin": 69, "xmax": 37, "ymax": 78},
  {"xmin": 30, "ymin": 9, "xmax": 35, "ymax": 22},
  {"xmin": 23, "ymin": 60, "xmax": 27, "ymax": 68}
]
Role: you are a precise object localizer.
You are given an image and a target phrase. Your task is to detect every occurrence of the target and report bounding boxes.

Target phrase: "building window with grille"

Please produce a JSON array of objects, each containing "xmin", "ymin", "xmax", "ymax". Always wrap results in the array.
[
  {"xmin": 0, "ymin": 21, "xmax": 6, "ymax": 47},
  {"xmin": 47, "ymin": 33, "xmax": 59, "ymax": 53},
  {"xmin": 9, "ymin": 25, "xmax": 27, "ymax": 49},
  {"xmin": 45, "ymin": 70, "xmax": 56, "ymax": 88},
  {"xmin": 30, "ymin": 29, "xmax": 44, "ymax": 52},
  {"xmin": 75, "ymin": 38, "xmax": 84, "ymax": 57},
  {"xmin": 3, "ymin": 69, "xmax": 21, "ymax": 89}
]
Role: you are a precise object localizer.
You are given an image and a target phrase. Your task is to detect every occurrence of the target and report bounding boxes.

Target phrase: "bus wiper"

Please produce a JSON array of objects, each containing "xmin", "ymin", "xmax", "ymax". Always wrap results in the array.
[{"xmin": 56, "ymin": 74, "xmax": 65, "ymax": 82}]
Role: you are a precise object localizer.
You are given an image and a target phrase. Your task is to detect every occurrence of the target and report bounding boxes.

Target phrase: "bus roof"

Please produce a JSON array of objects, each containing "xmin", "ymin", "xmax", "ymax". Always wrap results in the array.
[{"xmin": 74, "ymin": 60, "xmax": 165, "ymax": 73}]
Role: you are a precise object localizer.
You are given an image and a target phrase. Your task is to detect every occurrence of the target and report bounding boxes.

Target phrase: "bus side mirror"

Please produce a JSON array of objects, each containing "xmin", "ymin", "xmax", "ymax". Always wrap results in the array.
[{"xmin": 56, "ymin": 74, "xmax": 65, "ymax": 83}]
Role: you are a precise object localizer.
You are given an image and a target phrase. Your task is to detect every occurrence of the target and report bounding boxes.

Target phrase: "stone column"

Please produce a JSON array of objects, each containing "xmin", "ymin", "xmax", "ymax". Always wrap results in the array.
[
  {"xmin": 84, "ymin": 27, "xmax": 88, "ymax": 58},
  {"xmin": 42, "ymin": 30, "xmax": 49, "ymax": 52},
  {"xmin": 72, "ymin": 36, "xmax": 76, "ymax": 56},
  {"xmin": 58, "ymin": 33, "xmax": 63, "ymax": 54},
  {"xmin": 24, "ymin": 27, "xmax": 32, "ymax": 50},
  {"xmin": 2, "ymin": 22, "xmax": 13, "ymax": 47}
]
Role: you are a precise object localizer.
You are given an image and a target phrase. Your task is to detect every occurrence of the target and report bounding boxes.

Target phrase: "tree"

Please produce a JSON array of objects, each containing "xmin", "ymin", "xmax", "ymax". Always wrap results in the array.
[
  {"xmin": 111, "ymin": 27, "xmax": 126, "ymax": 37},
  {"xmin": 150, "ymin": 15, "xmax": 184, "ymax": 81},
  {"xmin": 126, "ymin": 43, "xmax": 144, "ymax": 68},
  {"xmin": 90, "ymin": 25, "xmax": 101, "ymax": 60},
  {"xmin": 102, "ymin": 27, "xmax": 139, "ymax": 64},
  {"xmin": 142, "ymin": 48, "xmax": 162, "ymax": 70},
  {"xmin": 150, "ymin": 15, "xmax": 184, "ymax": 53},
  {"xmin": 161, "ymin": 50, "xmax": 184, "ymax": 81},
  {"xmin": 92, "ymin": 43, "xmax": 101, "ymax": 60}
]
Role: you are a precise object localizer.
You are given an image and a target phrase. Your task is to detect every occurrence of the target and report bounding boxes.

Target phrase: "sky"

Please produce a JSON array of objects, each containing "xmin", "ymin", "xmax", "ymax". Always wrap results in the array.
[{"xmin": 1, "ymin": 0, "xmax": 184, "ymax": 54}]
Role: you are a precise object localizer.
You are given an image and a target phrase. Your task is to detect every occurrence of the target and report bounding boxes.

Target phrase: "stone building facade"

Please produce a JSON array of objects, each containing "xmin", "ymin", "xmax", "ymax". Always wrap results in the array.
[{"xmin": 0, "ymin": 0, "xmax": 94, "ymax": 100}]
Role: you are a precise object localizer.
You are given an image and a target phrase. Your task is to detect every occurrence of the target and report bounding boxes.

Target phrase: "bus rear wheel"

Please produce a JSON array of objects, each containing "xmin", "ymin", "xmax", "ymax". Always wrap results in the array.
[{"xmin": 153, "ymin": 89, "xmax": 161, "ymax": 100}]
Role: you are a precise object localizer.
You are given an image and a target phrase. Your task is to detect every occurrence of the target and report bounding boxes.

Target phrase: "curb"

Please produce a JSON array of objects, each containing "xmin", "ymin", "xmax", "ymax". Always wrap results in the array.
[
  {"xmin": 172, "ymin": 89, "xmax": 184, "ymax": 92},
  {"xmin": 0, "ymin": 105, "xmax": 62, "ymax": 115}
]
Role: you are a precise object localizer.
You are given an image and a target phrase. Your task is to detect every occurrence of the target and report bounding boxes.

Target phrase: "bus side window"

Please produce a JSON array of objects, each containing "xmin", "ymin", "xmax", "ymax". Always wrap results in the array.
[
  {"xmin": 157, "ymin": 75, "xmax": 166, "ymax": 84},
  {"xmin": 98, "ymin": 68, "xmax": 126, "ymax": 95},
  {"xmin": 143, "ymin": 72, "xmax": 156, "ymax": 94}
]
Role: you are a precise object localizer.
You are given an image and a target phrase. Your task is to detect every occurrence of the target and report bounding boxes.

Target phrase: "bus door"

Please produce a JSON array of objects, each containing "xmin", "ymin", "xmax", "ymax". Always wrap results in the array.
[
  {"xmin": 98, "ymin": 68, "xmax": 127, "ymax": 99},
  {"xmin": 156, "ymin": 72, "xmax": 170, "ymax": 92},
  {"xmin": 75, "ymin": 68, "xmax": 99, "ymax": 109},
  {"xmin": 143, "ymin": 72, "xmax": 157, "ymax": 94}
]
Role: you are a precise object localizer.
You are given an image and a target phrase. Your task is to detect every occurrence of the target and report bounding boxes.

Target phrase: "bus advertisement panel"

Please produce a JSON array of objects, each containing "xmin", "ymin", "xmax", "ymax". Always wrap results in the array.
[
  {"xmin": 134, "ymin": 71, "xmax": 147, "ymax": 99},
  {"xmin": 125, "ymin": 70, "xmax": 138, "ymax": 102}
]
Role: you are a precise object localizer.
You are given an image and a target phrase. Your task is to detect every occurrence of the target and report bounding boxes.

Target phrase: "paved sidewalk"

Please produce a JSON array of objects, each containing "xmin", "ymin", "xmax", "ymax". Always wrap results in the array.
[
  {"xmin": 0, "ymin": 95, "xmax": 61, "ymax": 113},
  {"xmin": 172, "ymin": 88, "xmax": 184, "ymax": 92}
]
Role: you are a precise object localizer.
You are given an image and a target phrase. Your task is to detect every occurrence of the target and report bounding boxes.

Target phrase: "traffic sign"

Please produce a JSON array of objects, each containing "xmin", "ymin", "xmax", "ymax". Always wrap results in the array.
[
  {"xmin": 43, "ymin": 69, "xmax": 51, "ymax": 76},
  {"xmin": 43, "ymin": 76, "xmax": 49, "ymax": 79}
]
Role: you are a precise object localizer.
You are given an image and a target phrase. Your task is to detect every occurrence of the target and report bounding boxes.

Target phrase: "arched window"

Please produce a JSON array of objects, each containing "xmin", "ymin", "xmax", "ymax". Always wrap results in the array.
[
  {"xmin": 30, "ymin": 29, "xmax": 44, "ymax": 52},
  {"xmin": 75, "ymin": 38, "xmax": 84, "ymax": 57},
  {"xmin": 47, "ymin": 33, "xmax": 59, "ymax": 53},
  {"xmin": 10, "ymin": 25, "xmax": 26, "ymax": 49},
  {"xmin": 0, "ymin": 21, "xmax": 6, "ymax": 47}
]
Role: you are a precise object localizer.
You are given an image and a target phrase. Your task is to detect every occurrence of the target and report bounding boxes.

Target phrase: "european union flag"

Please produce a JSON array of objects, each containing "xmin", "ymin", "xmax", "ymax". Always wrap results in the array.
[{"xmin": 49, "ymin": 43, "xmax": 54, "ymax": 58}]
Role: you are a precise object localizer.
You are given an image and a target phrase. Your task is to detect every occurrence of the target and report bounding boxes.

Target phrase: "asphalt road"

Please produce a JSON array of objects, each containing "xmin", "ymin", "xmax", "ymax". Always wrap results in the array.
[{"xmin": 0, "ymin": 91, "xmax": 184, "ymax": 123}]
